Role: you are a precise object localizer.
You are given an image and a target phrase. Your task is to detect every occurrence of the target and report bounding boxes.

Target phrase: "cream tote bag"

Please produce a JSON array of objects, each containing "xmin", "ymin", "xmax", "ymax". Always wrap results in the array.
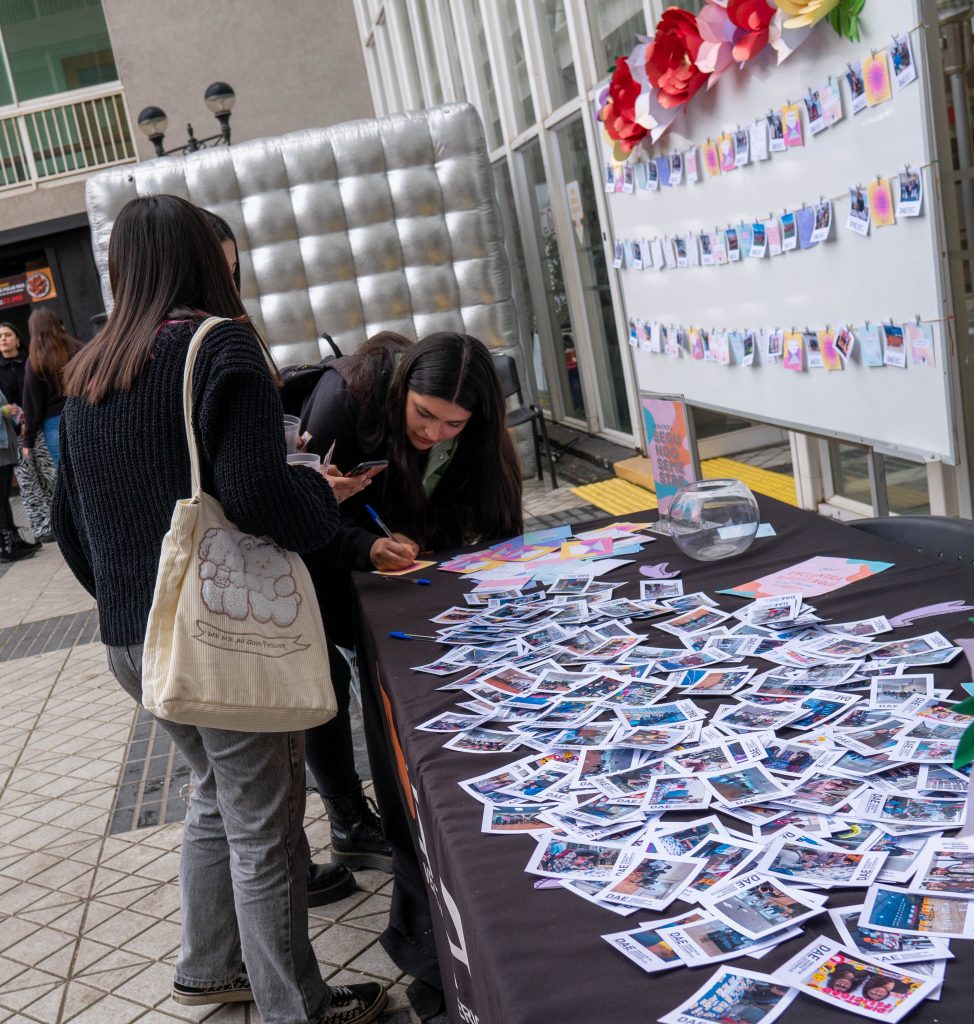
[{"xmin": 142, "ymin": 317, "xmax": 337, "ymax": 731}]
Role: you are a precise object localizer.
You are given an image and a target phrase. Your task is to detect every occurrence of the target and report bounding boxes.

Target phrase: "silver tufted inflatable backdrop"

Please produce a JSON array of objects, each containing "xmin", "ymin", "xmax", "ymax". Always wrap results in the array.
[{"xmin": 85, "ymin": 104, "xmax": 523, "ymax": 373}]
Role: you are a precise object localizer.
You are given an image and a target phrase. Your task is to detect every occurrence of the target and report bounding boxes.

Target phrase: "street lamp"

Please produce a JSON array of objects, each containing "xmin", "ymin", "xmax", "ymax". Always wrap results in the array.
[{"xmin": 137, "ymin": 82, "xmax": 236, "ymax": 158}]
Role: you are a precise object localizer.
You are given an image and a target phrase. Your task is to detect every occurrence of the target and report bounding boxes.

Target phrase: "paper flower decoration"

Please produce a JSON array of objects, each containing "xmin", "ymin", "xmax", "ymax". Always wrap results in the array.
[
  {"xmin": 826, "ymin": 0, "xmax": 866, "ymax": 42},
  {"xmin": 644, "ymin": 8, "xmax": 710, "ymax": 110},
  {"xmin": 774, "ymin": 0, "xmax": 841, "ymax": 29},
  {"xmin": 696, "ymin": 1, "xmax": 738, "ymax": 87},
  {"xmin": 597, "ymin": 56, "xmax": 649, "ymax": 158},
  {"xmin": 728, "ymin": 0, "xmax": 776, "ymax": 62}
]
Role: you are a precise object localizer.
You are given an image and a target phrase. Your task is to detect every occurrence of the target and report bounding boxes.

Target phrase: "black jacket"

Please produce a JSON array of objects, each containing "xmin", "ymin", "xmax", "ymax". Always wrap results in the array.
[{"xmin": 0, "ymin": 353, "xmax": 26, "ymax": 406}]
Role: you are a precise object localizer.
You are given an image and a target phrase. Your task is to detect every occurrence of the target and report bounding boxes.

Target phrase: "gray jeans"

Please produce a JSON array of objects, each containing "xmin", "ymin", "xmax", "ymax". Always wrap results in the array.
[{"xmin": 106, "ymin": 644, "xmax": 332, "ymax": 1024}]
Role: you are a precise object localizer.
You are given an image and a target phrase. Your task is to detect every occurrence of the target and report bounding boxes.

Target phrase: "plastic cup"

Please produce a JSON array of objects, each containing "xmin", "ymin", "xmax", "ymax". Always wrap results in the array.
[
  {"xmin": 287, "ymin": 453, "xmax": 320, "ymax": 468},
  {"xmin": 283, "ymin": 414, "xmax": 301, "ymax": 454}
]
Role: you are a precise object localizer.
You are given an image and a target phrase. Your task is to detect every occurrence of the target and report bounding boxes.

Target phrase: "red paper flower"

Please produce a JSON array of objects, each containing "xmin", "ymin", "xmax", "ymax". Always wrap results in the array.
[
  {"xmin": 598, "ymin": 56, "xmax": 648, "ymax": 155},
  {"xmin": 728, "ymin": 0, "xmax": 775, "ymax": 62},
  {"xmin": 644, "ymin": 8, "xmax": 710, "ymax": 110}
]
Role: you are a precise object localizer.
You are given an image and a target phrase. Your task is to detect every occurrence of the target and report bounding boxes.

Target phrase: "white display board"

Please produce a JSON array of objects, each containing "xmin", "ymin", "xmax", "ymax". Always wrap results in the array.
[{"xmin": 602, "ymin": 0, "xmax": 958, "ymax": 462}]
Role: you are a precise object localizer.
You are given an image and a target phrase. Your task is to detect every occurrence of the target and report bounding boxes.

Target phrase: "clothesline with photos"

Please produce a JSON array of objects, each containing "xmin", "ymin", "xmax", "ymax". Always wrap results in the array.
[
  {"xmin": 409, "ymin": 524, "xmax": 974, "ymax": 1024},
  {"xmin": 611, "ymin": 158, "xmax": 929, "ymax": 275},
  {"xmin": 628, "ymin": 314, "xmax": 948, "ymax": 373},
  {"xmin": 605, "ymin": 23, "xmax": 920, "ymax": 196}
]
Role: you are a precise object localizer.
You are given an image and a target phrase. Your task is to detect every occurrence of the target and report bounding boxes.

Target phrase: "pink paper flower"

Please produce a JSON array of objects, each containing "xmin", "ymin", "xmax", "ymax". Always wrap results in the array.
[
  {"xmin": 728, "ymin": 0, "xmax": 776, "ymax": 62},
  {"xmin": 696, "ymin": 1, "xmax": 739, "ymax": 86}
]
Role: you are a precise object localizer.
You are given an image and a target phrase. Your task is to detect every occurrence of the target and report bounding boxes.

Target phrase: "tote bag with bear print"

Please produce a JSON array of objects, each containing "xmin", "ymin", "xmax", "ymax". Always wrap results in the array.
[{"xmin": 142, "ymin": 317, "xmax": 337, "ymax": 731}]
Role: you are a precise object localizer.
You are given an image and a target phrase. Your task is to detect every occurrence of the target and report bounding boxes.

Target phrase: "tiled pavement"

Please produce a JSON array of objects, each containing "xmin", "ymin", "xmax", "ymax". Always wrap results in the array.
[{"xmin": 0, "ymin": 481, "xmax": 597, "ymax": 1023}]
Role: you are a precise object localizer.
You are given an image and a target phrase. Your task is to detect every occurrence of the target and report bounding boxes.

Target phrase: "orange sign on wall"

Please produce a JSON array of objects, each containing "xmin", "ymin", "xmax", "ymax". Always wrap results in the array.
[{"xmin": 0, "ymin": 268, "xmax": 57, "ymax": 309}]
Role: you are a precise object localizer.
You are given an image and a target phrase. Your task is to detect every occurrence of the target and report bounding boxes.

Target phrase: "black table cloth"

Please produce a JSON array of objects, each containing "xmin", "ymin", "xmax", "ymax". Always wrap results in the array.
[{"xmin": 351, "ymin": 495, "xmax": 972, "ymax": 1024}]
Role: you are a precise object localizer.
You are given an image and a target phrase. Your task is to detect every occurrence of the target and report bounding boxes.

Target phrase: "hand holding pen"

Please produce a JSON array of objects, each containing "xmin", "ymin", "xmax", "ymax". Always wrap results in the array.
[{"xmin": 366, "ymin": 504, "xmax": 421, "ymax": 572}]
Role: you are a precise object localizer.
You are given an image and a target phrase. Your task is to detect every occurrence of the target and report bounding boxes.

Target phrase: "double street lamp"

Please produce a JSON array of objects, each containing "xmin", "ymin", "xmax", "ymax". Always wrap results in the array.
[{"xmin": 136, "ymin": 82, "xmax": 236, "ymax": 158}]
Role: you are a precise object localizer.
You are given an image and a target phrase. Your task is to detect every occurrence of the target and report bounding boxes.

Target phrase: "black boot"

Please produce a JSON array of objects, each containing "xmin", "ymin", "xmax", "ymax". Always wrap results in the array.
[
  {"xmin": 10, "ymin": 529, "xmax": 40, "ymax": 555},
  {"xmin": 0, "ymin": 529, "xmax": 36, "ymax": 562},
  {"xmin": 323, "ymin": 784, "xmax": 393, "ymax": 873},
  {"xmin": 307, "ymin": 861, "xmax": 357, "ymax": 907}
]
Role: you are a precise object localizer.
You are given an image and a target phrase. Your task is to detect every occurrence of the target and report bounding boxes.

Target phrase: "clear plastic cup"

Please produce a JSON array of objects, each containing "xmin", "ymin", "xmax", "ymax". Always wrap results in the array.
[
  {"xmin": 287, "ymin": 453, "xmax": 320, "ymax": 469},
  {"xmin": 283, "ymin": 414, "xmax": 301, "ymax": 454}
]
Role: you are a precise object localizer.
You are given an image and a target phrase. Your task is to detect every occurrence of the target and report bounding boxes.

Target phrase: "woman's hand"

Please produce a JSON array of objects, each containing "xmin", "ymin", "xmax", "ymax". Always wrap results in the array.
[
  {"xmin": 21, "ymin": 447, "xmax": 29, "ymax": 460},
  {"xmin": 370, "ymin": 537, "xmax": 418, "ymax": 571},
  {"xmin": 323, "ymin": 463, "xmax": 371, "ymax": 503},
  {"xmin": 390, "ymin": 532, "xmax": 420, "ymax": 559}
]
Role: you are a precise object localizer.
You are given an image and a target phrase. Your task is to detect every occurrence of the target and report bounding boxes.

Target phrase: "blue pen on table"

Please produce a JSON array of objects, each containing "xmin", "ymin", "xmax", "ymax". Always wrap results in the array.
[
  {"xmin": 365, "ymin": 504, "xmax": 395, "ymax": 539},
  {"xmin": 381, "ymin": 576, "xmax": 432, "ymax": 586},
  {"xmin": 388, "ymin": 631, "xmax": 437, "ymax": 641}
]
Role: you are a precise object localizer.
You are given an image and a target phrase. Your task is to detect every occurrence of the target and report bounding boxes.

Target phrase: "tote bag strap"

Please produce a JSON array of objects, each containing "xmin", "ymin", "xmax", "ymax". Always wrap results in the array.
[{"xmin": 181, "ymin": 316, "xmax": 229, "ymax": 497}]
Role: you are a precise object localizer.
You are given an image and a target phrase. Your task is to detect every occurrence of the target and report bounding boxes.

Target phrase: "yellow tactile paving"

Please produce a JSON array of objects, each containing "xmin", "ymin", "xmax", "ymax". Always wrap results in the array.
[
  {"xmin": 572, "ymin": 456, "xmax": 798, "ymax": 515},
  {"xmin": 570, "ymin": 478, "xmax": 659, "ymax": 514}
]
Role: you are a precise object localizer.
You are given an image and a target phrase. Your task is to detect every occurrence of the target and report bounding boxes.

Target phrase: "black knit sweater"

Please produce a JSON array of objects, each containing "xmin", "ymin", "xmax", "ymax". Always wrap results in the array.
[{"xmin": 52, "ymin": 319, "xmax": 340, "ymax": 646}]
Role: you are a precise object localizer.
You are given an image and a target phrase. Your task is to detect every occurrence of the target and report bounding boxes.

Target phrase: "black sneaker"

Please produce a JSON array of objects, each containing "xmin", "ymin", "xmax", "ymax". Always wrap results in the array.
[
  {"xmin": 323, "ymin": 983, "xmax": 388, "ymax": 1024},
  {"xmin": 172, "ymin": 976, "xmax": 253, "ymax": 1005},
  {"xmin": 308, "ymin": 860, "xmax": 357, "ymax": 906}
]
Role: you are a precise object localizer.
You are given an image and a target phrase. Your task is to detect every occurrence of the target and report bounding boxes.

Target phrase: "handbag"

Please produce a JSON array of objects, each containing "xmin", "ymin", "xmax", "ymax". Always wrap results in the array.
[{"xmin": 141, "ymin": 317, "xmax": 337, "ymax": 731}]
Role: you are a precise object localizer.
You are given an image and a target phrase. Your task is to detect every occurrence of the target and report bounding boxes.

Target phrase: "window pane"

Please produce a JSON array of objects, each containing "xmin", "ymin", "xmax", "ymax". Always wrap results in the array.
[
  {"xmin": 830, "ymin": 443, "xmax": 930, "ymax": 515},
  {"xmin": 499, "ymin": 0, "xmax": 534, "ymax": 131},
  {"xmin": 520, "ymin": 138, "xmax": 586, "ymax": 420},
  {"xmin": 539, "ymin": 0, "xmax": 576, "ymax": 109},
  {"xmin": 590, "ymin": 0, "xmax": 646, "ymax": 76},
  {"xmin": 436, "ymin": 0, "xmax": 466, "ymax": 102},
  {"xmin": 410, "ymin": 1, "xmax": 443, "ymax": 105},
  {"xmin": 555, "ymin": 116, "xmax": 631, "ymax": 433},
  {"xmin": 461, "ymin": 0, "xmax": 501, "ymax": 148},
  {"xmin": 0, "ymin": 0, "xmax": 118, "ymax": 102},
  {"xmin": 387, "ymin": 0, "xmax": 423, "ymax": 109},
  {"xmin": 492, "ymin": 160, "xmax": 545, "ymax": 406}
]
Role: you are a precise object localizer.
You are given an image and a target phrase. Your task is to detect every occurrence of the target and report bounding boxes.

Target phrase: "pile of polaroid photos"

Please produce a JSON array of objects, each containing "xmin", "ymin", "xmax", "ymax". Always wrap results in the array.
[{"xmin": 414, "ymin": 572, "xmax": 974, "ymax": 1023}]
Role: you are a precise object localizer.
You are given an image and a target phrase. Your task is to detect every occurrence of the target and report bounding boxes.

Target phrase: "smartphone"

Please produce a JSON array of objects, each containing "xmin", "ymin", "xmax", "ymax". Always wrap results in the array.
[{"xmin": 345, "ymin": 459, "xmax": 389, "ymax": 477}]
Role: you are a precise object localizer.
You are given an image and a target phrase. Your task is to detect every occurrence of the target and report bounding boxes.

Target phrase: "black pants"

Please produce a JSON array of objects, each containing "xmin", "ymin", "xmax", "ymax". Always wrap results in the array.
[
  {"xmin": 304, "ymin": 641, "xmax": 360, "ymax": 801},
  {"xmin": 0, "ymin": 464, "xmax": 15, "ymax": 530}
]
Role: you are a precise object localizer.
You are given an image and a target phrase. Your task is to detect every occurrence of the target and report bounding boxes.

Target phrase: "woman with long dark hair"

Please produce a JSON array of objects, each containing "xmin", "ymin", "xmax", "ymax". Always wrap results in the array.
[
  {"xmin": 299, "ymin": 331, "xmax": 521, "ymax": 1009},
  {"xmin": 22, "ymin": 306, "xmax": 82, "ymax": 466},
  {"xmin": 0, "ymin": 321, "xmax": 40, "ymax": 558},
  {"xmin": 53, "ymin": 194, "xmax": 387, "ymax": 1024}
]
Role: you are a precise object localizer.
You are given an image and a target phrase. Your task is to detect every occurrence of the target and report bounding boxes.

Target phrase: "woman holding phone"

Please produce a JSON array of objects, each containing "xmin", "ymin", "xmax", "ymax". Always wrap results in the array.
[
  {"xmin": 299, "ymin": 330, "xmax": 522, "ymax": 1011},
  {"xmin": 52, "ymin": 194, "xmax": 386, "ymax": 1024}
]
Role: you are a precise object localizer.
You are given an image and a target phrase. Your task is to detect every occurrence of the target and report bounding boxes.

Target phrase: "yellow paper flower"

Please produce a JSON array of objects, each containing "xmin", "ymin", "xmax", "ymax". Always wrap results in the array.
[{"xmin": 775, "ymin": 0, "xmax": 840, "ymax": 28}]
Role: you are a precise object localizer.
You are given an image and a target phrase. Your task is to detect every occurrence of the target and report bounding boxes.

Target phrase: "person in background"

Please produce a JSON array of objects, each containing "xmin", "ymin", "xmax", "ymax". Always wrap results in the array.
[
  {"xmin": 300, "ymin": 330, "xmax": 522, "ymax": 1013},
  {"xmin": 23, "ymin": 306, "xmax": 82, "ymax": 467},
  {"xmin": 0, "ymin": 322, "xmax": 42, "ymax": 557},
  {"xmin": 52, "ymin": 193, "xmax": 387, "ymax": 1024}
]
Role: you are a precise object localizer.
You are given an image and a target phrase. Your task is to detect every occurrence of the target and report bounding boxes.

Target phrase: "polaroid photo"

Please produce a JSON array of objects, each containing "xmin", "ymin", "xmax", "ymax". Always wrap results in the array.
[
  {"xmin": 749, "ymin": 118, "xmax": 769, "ymax": 161},
  {"xmin": 871, "ymin": 674, "xmax": 934, "ymax": 709},
  {"xmin": 820, "ymin": 78, "xmax": 843, "ymax": 126},
  {"xmin": 593, "ymin": 760, "xmax": 667, "ymax": 802},
  {"xmin": 777, "ymin": 937, "xmax": 938, "ymax": 1023},
  {"xmin": 699, "ymin": 871, "xmax": 826, "ymax": 940},
  {"xmin": 549, "ymin": 574, "xmax": 594, "ymax": 595},
  {"xmin": 726, "ymin": 227, "xmax": 741, "ymax": 263},
  {"xmin": 616, "ymin": 699, "xmax": 704, "ymax": 730},
  {"xmin": 659, "ymin": 967, "xmax": 798, "ymax": 1024},
  {"xmin": 652, "ymin": 816, "xmax": 728, "ymax": 855},
  {"xmin": 657, "ymin": 606, "xmax": 732, "ymax": 637},
  {"xmin": 883, "ymin": 324, "xmax": 907, "ymax": 368},
  {"xmin": 742, "ymin": 593, "xmax": 802, "ymax": 626},
  {"xmin": 889, "ymin": 737, "xmax": 956, "ymax": 763},
  {"xmin": 601, "ymin": 911, "xmax": 707, "ymax": 974},
  {"xmin": 780, "ymin": 211, "xmax": 798, "ymax": 252},
  {"xmin": 665, "ymin": 918, "xmax": 800, "ymax": 968},
  {"xmin": 870, "ymin": 829, "xmax": 939, "ymax": 886},
  {"xmin": 683, "ymin": 837, "xmax": 765, "ymax": 898},
  {"xmin": 678, "ymin": 669, "xmax": 757, "ymax": 698},
  {"xmin": 713, "ymin": 701, "xmax": 803, "ymax": 733},
  {"xmin": 917, "ymin": 764, "xmax": 969, "ymax": 796},
  {"xmin": 702, "ymin": 765, "xmax": 792, "ymax": 809},
  {"xmin": 481, "ymin": 801, "xmax": 551, "ymax": 834},
  {"xmin": 641, "ymin": 579, "xmax": 684, "ymax": 601},
  {"xmin": 443, "ymin": 726, "xmax": 523, "ymax": 755},
  {"xmin": 750, "ymin": 221, "xmax": 768, "ymax": 258},
  {"xmin": 766, "ymin": 108, "xmax": 785, "ymax": 152},
  {"xmin": 908, "ymin": 838, "xmax": 974, "ymax": 898},
  {"xmin": 548, "ymin": 721, "xmax": 619, "ymax": 749},
  {"xmin": 861, "ymin": 883, "xmax": 974, "ymax": 938},
  {"xmin": 662, "ymin": 592, "xmax": 718, "ymax": 612},
  {"xmin": 790, "ymin": 689, "xmax": 863, "ymax": 730},
  {"xmin": 459, "ymin": 763, "xmax": 532, "ymax": 803},
  {"xmin": 766, "ymin": 219, "xmax": 783, "ymax": 257},
  {"xmin": 622, "ymin": 161, "xmax": 635, "ymax": 193},
  {"xmin": 780, "ymin": 772, "xmax": 868, "ymax": 814},
  {"xmin": 848, "ymin": 185, "xmax": 871, "ymax": 236},
  {"xmin": 615, "ymin": 727, "xmax": 700, "ymax": 755},
  {"xmin": 654, "ymin": 648, "xmax": 728, "ymax": 673},
  {"xmin": 829, "ymin": 905, "xmax": 953, "ymax": 965},
  {"xmin": 804, "ymin": 89, "xmax": 825, "ymax": 136},
  {"xmin": 846, "ymin": 60, "xmax": 867, "ymax": 113},
  {"xmin": 856, "ymin": 792, "xmax": 965, "ymax": 828},
  {"xmin": 897, "ymin": 169, "xmax": 923, "ymax": 218},
  {"xmin": 733, "ymin": 128, "xmax": 750, "ymax": 167},
  {"xmin": 670, "ymin": 151, "xmax": 684, "ymax": 185},
  {"xmin": 642, "ymin": 774, "xmax": 712, "ymax": 813},
  {"xmin": 665, "ymin": 743, "xmax": 742, "ymax": 776},
  {"xmin": 417, "ymin": 710, "xmax": 491, "ymax": 733},
  {"xmin": 597, "ymin": 851, "xmax": 704, "ymax": 910},
  {"xmin": 756, "ymin": 741, "xmax": 832, "ymax": 781},
  {"xmin": 838, "ymin": 718, "xmax": 907, "ymax": 757},
  {"xmin": 757, "ymin": 841, "xmax": 888, "ymax": 887},
  {"xmin": 525, "ymin": 833, "xmax": 626, "ymax": 881},
  {"xmin": 570, "ymin": 794, "xmax": 647, "ymax": 829},
  {"xmin": 890, "ymin": 34, "xmax": 917, "ymax": 90}
]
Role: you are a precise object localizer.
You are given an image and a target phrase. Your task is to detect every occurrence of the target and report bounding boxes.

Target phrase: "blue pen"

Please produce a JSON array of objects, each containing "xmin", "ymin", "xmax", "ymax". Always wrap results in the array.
[
  {"xmin": 365, "ymin": 504, "xmax": 395, "ymax": 540},
  {"xmin": 389, "ymin": 631, "xmax": 437, "ymax": 641},
  {"xmin": 381, "ymin": 576, "xmax": 432, "ymax": 586}
]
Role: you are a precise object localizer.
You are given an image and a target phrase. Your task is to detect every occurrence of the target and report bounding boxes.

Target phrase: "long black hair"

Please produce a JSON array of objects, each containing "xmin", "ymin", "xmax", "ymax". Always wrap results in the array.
[
  {"xmin": 384, "ymin": 332, "xmax": 522, "ymax": 546},
  {"xmin": 202, "ymin": 209, "xmax": 241, "ymax": 292},
  {"xmin": 64, "ymin": 195, "xmax": 253, "ymax": 403}
]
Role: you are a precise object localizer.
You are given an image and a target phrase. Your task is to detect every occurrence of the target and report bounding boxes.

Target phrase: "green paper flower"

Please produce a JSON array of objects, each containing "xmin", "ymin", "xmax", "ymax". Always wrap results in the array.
[
  {"xmin": 826, "ymin": 0, "xmax": 866, "ymax": 43},
  {"xmin": 951, "ymin": 695, "xmax": 974, "ymax": 770}
]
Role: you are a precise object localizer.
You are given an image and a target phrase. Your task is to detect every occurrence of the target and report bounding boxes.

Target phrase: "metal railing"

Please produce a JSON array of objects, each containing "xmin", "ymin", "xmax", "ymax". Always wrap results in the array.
[{"xmin": 0, "ymin": 86, "xmax": 137, "ymax": 192}]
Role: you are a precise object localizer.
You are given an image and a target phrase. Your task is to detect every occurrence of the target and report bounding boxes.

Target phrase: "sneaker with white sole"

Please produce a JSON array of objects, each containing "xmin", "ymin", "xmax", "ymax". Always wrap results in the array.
[
  {"xmin": 172, "ymin": 975, "xmax": 253, "ymax": 1005},
  {"xmin": 323, "ymin": 982, "xmax": 388, "ymax": 1023}
]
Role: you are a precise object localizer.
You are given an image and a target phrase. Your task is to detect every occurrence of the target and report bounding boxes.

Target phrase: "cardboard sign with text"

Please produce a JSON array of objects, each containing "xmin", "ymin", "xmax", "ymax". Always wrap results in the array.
[{"xmin": 640, "ymin": 391, "xmax": 700, "ymax": 517}]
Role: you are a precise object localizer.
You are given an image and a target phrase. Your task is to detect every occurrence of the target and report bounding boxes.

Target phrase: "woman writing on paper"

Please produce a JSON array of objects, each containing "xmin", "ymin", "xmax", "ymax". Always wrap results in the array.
[{"xmin": 52, "ymin": 194, "xmax": 386, "ymax": 1024}]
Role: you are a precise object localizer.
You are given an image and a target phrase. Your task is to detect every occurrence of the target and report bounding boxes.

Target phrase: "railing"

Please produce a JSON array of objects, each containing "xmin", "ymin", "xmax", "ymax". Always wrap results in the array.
[{"xmin": 0, "ymin": 86, "xmax": 137, "ymax": 192}]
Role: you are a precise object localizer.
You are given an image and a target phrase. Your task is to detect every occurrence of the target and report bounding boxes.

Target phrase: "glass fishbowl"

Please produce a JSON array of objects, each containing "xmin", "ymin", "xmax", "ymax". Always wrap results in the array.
[{"xmin": 667, "ymin": 479, "xmax": 760, "ymax": 561}]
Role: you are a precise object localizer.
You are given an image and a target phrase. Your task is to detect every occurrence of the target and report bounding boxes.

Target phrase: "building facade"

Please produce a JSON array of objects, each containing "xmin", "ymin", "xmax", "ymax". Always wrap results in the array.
[{"xmin": 0, "ymin": 0, "xmax": 372, "ymax": 340}]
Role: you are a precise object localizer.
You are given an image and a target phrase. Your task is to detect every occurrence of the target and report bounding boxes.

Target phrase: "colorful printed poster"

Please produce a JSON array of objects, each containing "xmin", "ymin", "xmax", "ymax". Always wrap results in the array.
[
  {"xmin": 782, "ymin": 332, "xmax": 803, "ymax": 372},
  {"xmin": 883, "ymin": 323, "xmax": 907, "ymax": 368},
  {"xmin": 721, "ymin": 556, "xmax": 894, "ymax": 600},
  {"xmin": 782, "ymin": 104, "xmax": 803, "ymax": 147},
  {"xmin": 703, "ymin": 140, "xmax": 722, "ymax": 177},
  {"xmin": 686, "ymin": 147, "xmax": 699, "ymax": 183},
  {"xmin": 819, "ymin": 330, "xmax": 843, "ymax": 371},
  {"xmin": 863, "ymin": 52, "xmax": 892, "ymax": 106},
  {"xmin": 907, "ymin": 322, "xmax": 935, "ymax": 367},
  {"xmin": 860, "ymin": 323, "xmax": 884, "ymax": 367},
  {"xmin": 718, "ymin": 133, "xmax": 736, "ymax": 173},
  {"xmin": 869, "ymin": 178, "xmax": 896, "ymax": 228},
  {"xmin": 639, "ymin": 392, "xmax": 700, "ymax": 518}
]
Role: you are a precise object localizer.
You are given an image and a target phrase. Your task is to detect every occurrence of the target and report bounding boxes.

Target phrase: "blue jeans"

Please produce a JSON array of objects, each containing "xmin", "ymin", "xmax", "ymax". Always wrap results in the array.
[
  {"xmin": 43, "ymin": 415, "xmax": 60, "ymax": 466},
  {"xmin": 106, "ymin": 644, "xmax": 333, "ymax": 1024}
]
